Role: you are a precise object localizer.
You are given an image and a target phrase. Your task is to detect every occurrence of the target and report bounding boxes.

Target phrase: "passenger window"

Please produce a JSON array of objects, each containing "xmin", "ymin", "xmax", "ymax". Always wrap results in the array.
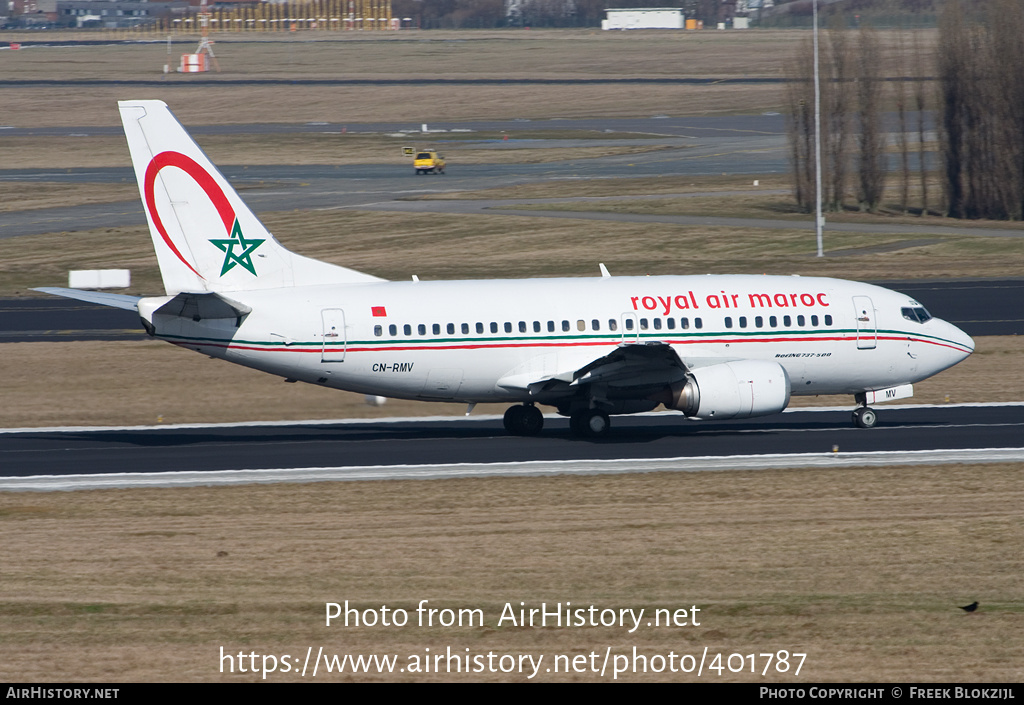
[
  {"xmin": 824, "ymin": 315, "xmax": 832, "ymax": 326},
  {"xmin": 562, "ymin": 320, "xmax": 570, "ymax": 332},
  {"xmin": 725, "ymin": 317, "xmax": 733, "ymax": 329},
  {"xmin": 418, "ymin": 324, "xmax": 426, "ymax": 335},
  {"xmin": 476, "ymin": 322, "xmax": 484, "ymax": 334},
  {"xmin": 755, "ymin": 316, "xmax": 763, "ymax": 328},
  {"xmin": 462, "ymin": 323, "xmax": 469, "ymax": 334},
  {"xmin": 533, "ymin": 321, "xmax": 541, "ymax": 333},
  {"xmin": 811, "ymin": 315, "xmax": 819, "ymax": 326},
  {"xmin": 592, "ymin": 319, "xmax": 600, "ymax": 331},
  {"xmin": 432, "ymin": 323, "xmax": 440, "ymax": 335},
  {"xmin": 374, "ymin": 325, "xmax": 382, "ymax": 337},
  {"xmin": 666, "ymin": 318, "xmax": 675, "ymax": 330},
  {"xmin": 680, "ymin": 317, "xmax": 689, "ymax": 329},
  {"xmin": 519, "ymin": 321, "xmax": 527, "ymax": 333},
  {"xmin": 797, "ymin": 315, "xmax": 805, "ymax": 326},
  {"xmin": 389, "ymin": 324, "xmax": 397, "ymax": 336},
  {"xmin": 653, "ymin": 318, "xmax": 662, "ymax": 330},
  {"xmin": 739, "ymin": 316, "xmax": 747, "ymax": 328},
  {"xmin": 695, "ymin": 318, "xmax": 703, "ymax": 329},
  {"xmin": 504, "ymin": 322, "xmax": 512, "ymax": 333},
  {"xmin": 403, "ymin": 324, "xmax": 412, "ymax": 336},
  {"xmin": 639, "ymin": 318, "xmax": 648, "ymax": 330},
  {"xmin": 769, "ymin": 316, "xmax": 777, "ymax": 327},
  {"xmin": 783, "ymin": 315, "xmax": 791, "ymax": 327},
  {"xmin": 490, "ymin": 322, "xmax": 498, "ymax": 334},
  {"xmin": 609, "ymin": 319, "xmax": 618, "ymax": 331},
  {"xmin": 625, "ymin": 318, "xmax": 634, "ymax": 330},
  {"xmin": 577, "ymin": 320, "xmax": 585, "ymax": 332},
  {"xmin": 447, "ymin": 323, "xmax": 455, "ymax": 334},
  {"xmin": 547, "ymin": 321, "xmax": 555, "ymax": 333}
]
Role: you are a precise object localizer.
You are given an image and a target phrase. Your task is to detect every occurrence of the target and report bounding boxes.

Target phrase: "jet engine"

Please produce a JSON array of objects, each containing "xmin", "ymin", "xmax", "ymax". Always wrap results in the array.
[{"xmin": 663, "ymin": 360, "xmax": 791, "ymax": 420}]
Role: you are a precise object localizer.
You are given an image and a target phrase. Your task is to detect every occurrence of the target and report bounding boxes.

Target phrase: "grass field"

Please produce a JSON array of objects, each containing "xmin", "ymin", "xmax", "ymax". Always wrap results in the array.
[
  {"xmin": 2, "ymin": 27, "xmax": 1021, "ymax": 684},
  {"xmin": 0, "ymin": 28, "xmax": 936, "ymax": 127},
  {"xmin": 6, "ymin": 204, "xmax": 1024, "ymax": 298},
  {"xmin": 1, "ymin": 462, "xmax": 1021, "ymax": 681}
]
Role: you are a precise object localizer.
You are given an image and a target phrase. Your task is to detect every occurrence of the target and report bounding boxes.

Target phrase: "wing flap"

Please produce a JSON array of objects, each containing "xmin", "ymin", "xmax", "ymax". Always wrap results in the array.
[{"xmin": 500, "ymin": 342, "xmax": 690, "ymax": 400}]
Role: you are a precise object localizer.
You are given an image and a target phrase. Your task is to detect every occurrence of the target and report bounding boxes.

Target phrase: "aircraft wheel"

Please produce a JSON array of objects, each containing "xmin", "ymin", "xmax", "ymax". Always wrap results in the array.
[
  {"xmin": 853, "ymin": 407, "xmax": 878, "ymax": 429},
  {"xmin": 503, "ymin": 405, "xmax": 544, "ymax": 436},
  {"xmin": 570, "ymin": 409, "xmax": 611, "ymax": 438},
  {"xmin": 520, "ymin": 405, "xmax": 544, "ymax": 435}
]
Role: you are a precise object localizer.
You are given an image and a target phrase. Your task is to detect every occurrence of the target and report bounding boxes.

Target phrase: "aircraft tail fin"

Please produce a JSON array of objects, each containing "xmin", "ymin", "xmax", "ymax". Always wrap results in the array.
[{"xmin": 118, "ymin": 100, "xmax": 384, "ymax": 295}]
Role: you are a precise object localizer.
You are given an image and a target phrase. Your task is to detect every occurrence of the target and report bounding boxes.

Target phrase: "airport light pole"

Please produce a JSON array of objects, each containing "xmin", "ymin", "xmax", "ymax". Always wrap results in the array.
[{"xmin": 813, "ymin": 0, "xmax": 824, "ymax": 257}]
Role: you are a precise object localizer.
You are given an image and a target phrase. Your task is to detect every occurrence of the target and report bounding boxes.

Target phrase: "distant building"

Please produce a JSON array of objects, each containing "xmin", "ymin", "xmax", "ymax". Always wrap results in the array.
[
  {"xmin": 55, "ymin": 0, "xmax": 188, "ymax": 27},
  {"xmin": 602, "ymin": 8, "xmax": 684, "ymax": 30}
]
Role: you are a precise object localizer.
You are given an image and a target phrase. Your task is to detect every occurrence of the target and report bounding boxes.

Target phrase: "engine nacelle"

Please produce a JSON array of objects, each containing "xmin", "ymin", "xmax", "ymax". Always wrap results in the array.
[{"xmin": 665, "ymin": 360, "xmax": 791, "ymax": 420}]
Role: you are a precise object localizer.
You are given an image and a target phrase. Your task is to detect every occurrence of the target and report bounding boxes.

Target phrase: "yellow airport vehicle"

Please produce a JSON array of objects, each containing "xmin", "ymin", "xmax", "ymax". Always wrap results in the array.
[{"xmin": 413, "ymin": 149, "xmax": 446, "ymax": 175}]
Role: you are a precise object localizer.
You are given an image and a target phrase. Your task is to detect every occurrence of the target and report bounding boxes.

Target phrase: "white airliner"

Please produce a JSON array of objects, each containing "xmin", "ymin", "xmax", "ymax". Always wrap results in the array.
[{"xmin": 36, "ymin": 100, "xmax": 974, "ymax": 437}]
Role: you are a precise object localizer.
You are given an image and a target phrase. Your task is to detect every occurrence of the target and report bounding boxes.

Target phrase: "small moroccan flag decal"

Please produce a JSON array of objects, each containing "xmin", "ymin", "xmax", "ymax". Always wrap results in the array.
[{"xmin": 371, "ymin": 306, "xmax": 387, "ymax": 317}]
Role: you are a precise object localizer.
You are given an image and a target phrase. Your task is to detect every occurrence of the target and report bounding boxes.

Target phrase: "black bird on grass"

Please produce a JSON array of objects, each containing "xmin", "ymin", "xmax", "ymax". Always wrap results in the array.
[{"xmin": 960, "ymin": 601, "xmax": 979, "ymax": 613}]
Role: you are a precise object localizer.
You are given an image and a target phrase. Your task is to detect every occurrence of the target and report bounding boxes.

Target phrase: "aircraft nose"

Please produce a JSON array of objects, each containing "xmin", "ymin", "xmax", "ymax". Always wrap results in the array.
[{"xmin": 939, "ymin": 319, "xmax": 974, "ymax": 362}]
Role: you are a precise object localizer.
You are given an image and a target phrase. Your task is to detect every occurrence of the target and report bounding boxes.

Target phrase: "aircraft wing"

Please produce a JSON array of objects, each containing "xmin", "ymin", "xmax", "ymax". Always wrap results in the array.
[
  {"xmin": 32, "ymin": 287, "xmax": 142, "ymax": 311},
  {"xmin": 500, "ymin": 341, "xmax": 690, "ymax": 399}
]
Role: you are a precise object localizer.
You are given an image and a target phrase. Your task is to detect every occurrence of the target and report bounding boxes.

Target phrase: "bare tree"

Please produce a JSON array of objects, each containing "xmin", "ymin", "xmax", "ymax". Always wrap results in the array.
[
  {"xmin": 894, "ymin": 28, "xmax": 910, "ymax": 214},
  {"xmin": 910, "ymin": 27, "xmax": 930, "ymax": 215},
  {"xmin": 785, "ymin": 37, "xmax": 816, "ymax": 213},
  {"xmin": 785, "ymin": 22, "xmax": 853, "ymax": 214},
  {"xmin": 937, "ymin": 0, "xmax": 968, "ymax": 218},
  {"xmin": 822, "ymin": 22, "xmax": 852, "ymax": 212},
  {"xmin": 937, "ymin": 0, "xmax": 1024, "ymax": 220},
  {"xmin": 856, "ymin": 25, "xmax": 886, "ymax": 212}
]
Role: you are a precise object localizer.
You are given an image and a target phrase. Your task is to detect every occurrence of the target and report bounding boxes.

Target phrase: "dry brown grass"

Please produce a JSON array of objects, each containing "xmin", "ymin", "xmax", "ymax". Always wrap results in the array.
[
  {"xmin": 493, "ymin": 182, "xmax": 1024, "ymax": 232},
  {"xmin": 7, "ymin": 204, "xmax": 1024, "ymax": 298},
  {"xmin": 0, "ymin": 181, "xmax": 140, "ymax": 212},
  {"xmin": 421, "ymin": 173, "xmax": 793, "ymax": 200},
  {"xmin": 0, "ymin": 82, "xmax": 785, "ymax": 128},
  {"xmin": 1, "ymin": 462, "xmax": 1020, "ymax": 681},
  {"xmin": 0, "ymin": 336, "xmax": 1017, "ymax": 429},
  {"xmin": 0, "ymin": 29, "xmax": 938, "ymax": 128}
]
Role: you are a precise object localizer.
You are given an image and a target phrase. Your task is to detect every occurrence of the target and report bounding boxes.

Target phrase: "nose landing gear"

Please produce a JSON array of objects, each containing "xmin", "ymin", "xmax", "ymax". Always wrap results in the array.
[{"xmin": 852, "ymin": 406, "xmax": 878, "ymax": 428}]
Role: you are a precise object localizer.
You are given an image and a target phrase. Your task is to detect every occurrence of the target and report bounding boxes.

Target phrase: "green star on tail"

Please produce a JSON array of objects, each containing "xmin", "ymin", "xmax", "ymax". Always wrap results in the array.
[{"xmin": 209, "ymin": 218, "xmax": 265, "ymax": 276}]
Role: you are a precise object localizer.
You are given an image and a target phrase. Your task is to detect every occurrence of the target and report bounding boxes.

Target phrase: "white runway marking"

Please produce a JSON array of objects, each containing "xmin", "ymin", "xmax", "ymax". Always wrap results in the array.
[{"xmin": 4, "ymin": 448, "xmax": 1024, "ymax": 493}]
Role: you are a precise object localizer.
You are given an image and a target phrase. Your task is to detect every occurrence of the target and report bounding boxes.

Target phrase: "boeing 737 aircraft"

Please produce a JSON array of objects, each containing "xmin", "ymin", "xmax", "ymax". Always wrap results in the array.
[{"xmin": 36, "ymin": 100, "xmax": 974, "ymax": 437}]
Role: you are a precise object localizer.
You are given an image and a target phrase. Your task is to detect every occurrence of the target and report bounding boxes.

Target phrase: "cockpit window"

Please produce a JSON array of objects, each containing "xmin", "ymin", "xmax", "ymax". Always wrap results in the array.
[{"xmin": 901, "ymin": 306, "xmax": 932, "ymax": 324}]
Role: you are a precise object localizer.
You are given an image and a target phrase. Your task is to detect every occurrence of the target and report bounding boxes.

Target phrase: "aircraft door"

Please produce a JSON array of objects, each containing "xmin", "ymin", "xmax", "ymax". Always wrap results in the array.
[
  {"xmin": 852, "ymin": 295, "xmax": 876, "ymax": 350},
  {"xmin": 321, "ymin": 308, "xmax": 346, "ymax": 362},
  {"xmin": 620, "ymin": 313, "xmax": 640, "ymax": 343}
]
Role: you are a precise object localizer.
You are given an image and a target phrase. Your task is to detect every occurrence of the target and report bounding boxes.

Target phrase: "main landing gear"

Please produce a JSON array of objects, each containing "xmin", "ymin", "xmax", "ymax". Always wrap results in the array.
[
  {"xmin": 852, "ymin": 406, "xmax": 878, "ymax": 429},
  {"xmin": 502, "ymin": 404, "xmax": 613, "ymax": 438},
  {"xmin": 569, "ymin": 409, "xmax": 611, "ymax": 439},
  {"xmin": 502, "ymin": 404, "xmax": 544, "ymax": 436}
]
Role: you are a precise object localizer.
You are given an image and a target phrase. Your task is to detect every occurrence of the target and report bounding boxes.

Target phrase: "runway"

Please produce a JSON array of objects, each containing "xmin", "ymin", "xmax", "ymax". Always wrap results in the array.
[{"xmin": 3, "ymin": 404, "xmax": 1023, "ymax": 490}]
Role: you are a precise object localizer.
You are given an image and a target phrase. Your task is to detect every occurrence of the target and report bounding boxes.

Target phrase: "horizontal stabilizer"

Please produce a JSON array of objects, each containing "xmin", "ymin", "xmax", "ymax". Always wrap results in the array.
[
  {"xmin": 32, "ymin": 287, "xmax": 141, "ymax": 311},
  {"xmin": 154, "ymin": 292, "xmax": 252, "ymax": 321}
]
